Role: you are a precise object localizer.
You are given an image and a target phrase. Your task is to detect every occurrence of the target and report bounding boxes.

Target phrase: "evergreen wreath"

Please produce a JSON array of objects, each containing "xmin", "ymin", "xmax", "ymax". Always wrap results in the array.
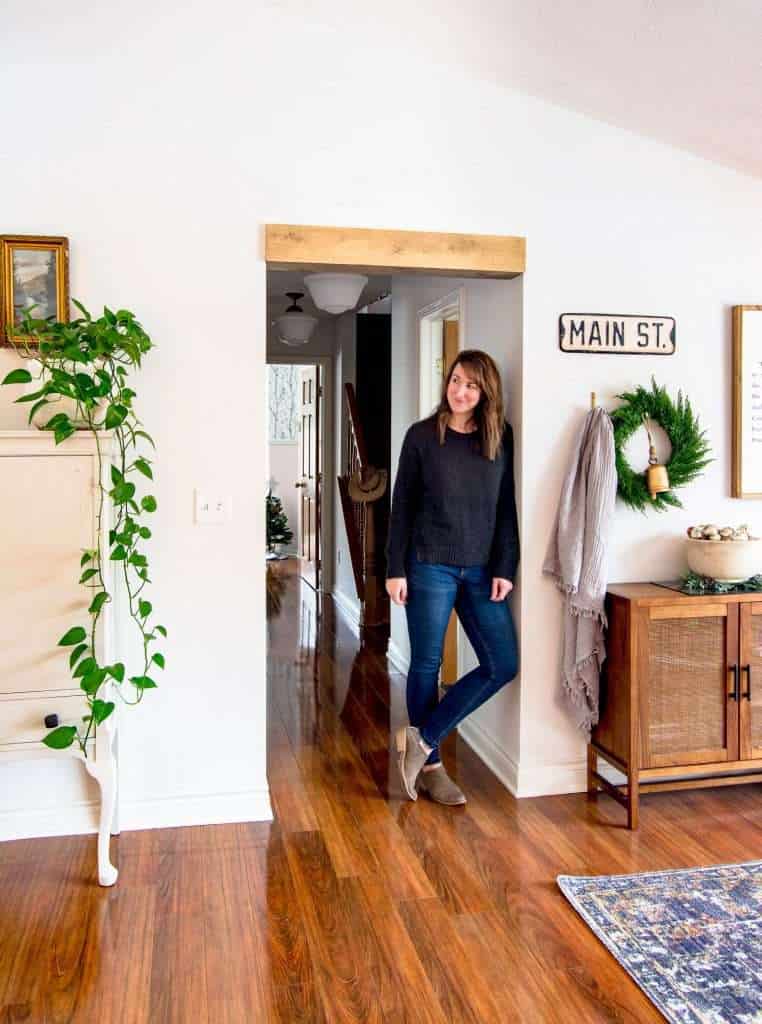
[{"xmin": 610, "ymin": 377, "xmax": 712, "ymax": 513}]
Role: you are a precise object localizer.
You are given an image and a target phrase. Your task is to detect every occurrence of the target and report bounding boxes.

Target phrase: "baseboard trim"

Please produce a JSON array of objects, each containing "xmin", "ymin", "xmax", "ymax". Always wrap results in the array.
[
  {"xmin": 386, "ymin": 638, "xmax": 410, "ymax": 674},
  {"xmin": 0, "ymin": 787, "xmax": 273, "ymax": 842},
  {"xmin": 458, "ymin": 717, "xmax": 519, "ymax": 796},
  {"xmin": 331, "ymin": 587, "xmax": 362, "ymax": 636},
  {"xmin": 516, "ymin": 759, "xmax": 588, "ymax": 797}
]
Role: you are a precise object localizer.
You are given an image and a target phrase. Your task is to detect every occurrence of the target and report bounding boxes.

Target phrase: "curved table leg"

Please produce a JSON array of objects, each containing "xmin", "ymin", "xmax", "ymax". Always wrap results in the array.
[{"xmin": 84, "ymin": 727, "xmax": 119, "ymax": 887}]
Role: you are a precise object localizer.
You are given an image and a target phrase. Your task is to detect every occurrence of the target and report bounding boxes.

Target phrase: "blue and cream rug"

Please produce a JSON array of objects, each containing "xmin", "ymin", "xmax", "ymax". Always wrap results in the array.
[{"xmin": 558, "ymin": 861, "xmax": 762, "ymax": 1024}]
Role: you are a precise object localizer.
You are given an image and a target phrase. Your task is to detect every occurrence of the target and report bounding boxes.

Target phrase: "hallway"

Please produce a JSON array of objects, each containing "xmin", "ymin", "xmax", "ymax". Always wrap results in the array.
[{"xmin": 3, "ymin": 564, "xmax": 762, "ymax": 1022}]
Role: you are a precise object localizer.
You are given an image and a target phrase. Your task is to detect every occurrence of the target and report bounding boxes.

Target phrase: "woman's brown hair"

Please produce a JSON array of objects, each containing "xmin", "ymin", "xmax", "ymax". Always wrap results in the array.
[{"xmin": 435, "ymin": 349, "xmax": 505, "ymax": 461}]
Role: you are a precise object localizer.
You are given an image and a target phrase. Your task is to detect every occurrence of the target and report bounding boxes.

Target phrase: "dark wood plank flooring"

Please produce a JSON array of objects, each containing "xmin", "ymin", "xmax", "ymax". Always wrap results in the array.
[{"xmin": 2, "ymin": 561, "xmax": 762, "ymax": 1022}]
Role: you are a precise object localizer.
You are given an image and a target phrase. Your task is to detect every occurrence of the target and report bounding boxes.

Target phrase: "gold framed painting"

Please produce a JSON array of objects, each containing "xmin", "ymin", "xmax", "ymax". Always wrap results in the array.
[
  {"xmin": 732, "ymin": 305, "xmax": 762, "ymax": 497},
  {"xmin": 0, "ymin": 235, "xmax": 69, "ymax": 346}
]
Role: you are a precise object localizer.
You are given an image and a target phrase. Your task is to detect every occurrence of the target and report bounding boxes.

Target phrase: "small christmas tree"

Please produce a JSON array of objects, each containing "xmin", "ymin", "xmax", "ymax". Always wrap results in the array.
[{"xmin": 266, "ymin": 490, "xmax": 293, "ymax": 551}]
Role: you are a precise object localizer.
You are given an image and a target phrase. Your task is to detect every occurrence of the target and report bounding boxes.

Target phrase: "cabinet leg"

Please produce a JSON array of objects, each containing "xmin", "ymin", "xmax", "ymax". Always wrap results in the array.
[
  {"xmin": 110, "ymin": 728, "xmax": 121, "ymax": 837},
  {"xmin": 627, "ymin": 772, "xmax": 640, "ymax": 830},
  {"xmin": 85, "ymin": 741, "xmax": 119, "ymax": 887},
  {"xmin": 587, "ymin": 745, "xmax": 598, "ymax": 800}
]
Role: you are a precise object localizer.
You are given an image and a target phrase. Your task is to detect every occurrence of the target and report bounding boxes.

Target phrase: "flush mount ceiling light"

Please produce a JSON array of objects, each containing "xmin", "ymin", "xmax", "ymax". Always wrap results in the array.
[
  {"xmin": 304, "ymin": 273, "xmax": 368, "ymax": 315},
  {"xmin": 276, "ymin": 292, "xmax": 318, "ymax": 346}
]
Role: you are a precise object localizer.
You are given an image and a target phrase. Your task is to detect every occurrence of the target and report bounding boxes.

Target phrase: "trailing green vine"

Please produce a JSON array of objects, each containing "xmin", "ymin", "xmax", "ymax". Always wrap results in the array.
[
  {"xmin": 2, "ymin": 302, "xmax": 166, "ymax": 754},
  {"xmin": 610, "ymin": 377, "xmax": 712, "ymax": 513}
]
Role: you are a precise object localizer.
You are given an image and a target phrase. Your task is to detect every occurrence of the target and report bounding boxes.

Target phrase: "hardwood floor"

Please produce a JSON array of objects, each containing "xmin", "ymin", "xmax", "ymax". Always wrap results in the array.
[{"xmin": 3, "ymin": 562, "xmax": 762, "ymax": 1022}]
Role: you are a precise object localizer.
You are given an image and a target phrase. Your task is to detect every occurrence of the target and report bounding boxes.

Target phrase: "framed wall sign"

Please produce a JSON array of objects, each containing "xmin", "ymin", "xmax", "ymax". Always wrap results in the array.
[
  {"xmin": 0, "ymin": 235, "xmax": 69, "ymax": 346},
  {"xmin": 559, "ymin": 313, "xmax": 676, "ymax": 354},
  {"xmin": 732, "ymin": 305, "xmax": 762, "ymax": 498}
]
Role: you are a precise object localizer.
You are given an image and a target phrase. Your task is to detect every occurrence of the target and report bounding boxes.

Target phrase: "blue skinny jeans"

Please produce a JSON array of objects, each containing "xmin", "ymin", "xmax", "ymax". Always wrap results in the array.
[{"xmin": 404, "ymin": 560, "xmax": 519, "ymax": 766}]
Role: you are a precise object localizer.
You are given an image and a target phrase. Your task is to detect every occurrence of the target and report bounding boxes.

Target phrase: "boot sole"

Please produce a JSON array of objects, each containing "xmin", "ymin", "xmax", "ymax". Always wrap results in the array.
[{"xmin": 395, "ymin": 727, "xmax": 419, "ymax": 801}]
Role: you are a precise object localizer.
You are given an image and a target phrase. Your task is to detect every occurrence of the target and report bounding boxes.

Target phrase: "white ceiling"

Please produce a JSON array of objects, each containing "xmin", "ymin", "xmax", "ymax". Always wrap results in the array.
[
  {"xmin": 449, "ymin": 0, "xmax": 762, "ymax": 179},
  {"xmin": 267, "ymin": 269, "xmax": 391, "ymax": 319}
]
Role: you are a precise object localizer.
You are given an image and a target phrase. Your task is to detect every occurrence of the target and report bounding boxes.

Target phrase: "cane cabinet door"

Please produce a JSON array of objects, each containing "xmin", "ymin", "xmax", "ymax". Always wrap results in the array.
[
  {"xmin": 642, "ymin": 603, "xmax": 738, "ymax": 768},
  {"xmin": 739, "ymin": 603, "xmax": 762, "ymax": 760}
]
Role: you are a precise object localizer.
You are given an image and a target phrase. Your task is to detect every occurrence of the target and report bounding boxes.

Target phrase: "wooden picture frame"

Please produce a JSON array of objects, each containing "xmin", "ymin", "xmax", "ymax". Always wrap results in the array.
[
  {"xmin": 0, "ymin": 235, "xmax": 69, "ymax": 346},
  {"xmin": 732, "ymin": 305, "xmax": 762, "ymax": 497}
]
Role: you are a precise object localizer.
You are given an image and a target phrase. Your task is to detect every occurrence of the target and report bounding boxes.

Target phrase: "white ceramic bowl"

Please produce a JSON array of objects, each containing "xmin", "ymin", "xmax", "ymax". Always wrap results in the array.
[{"xmin": 685, "ymin": 537, "xmax": 762, "ymax": 583}]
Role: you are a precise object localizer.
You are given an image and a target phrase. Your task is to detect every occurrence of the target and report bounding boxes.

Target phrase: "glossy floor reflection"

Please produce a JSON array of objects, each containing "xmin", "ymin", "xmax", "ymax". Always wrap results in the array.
[{"xmin": 3, "ymin": 561, "xmax": 762, "ymax": 1022}]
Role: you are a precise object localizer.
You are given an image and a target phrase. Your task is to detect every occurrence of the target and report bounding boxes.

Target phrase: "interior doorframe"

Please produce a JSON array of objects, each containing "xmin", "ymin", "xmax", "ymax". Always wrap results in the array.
[
  {"xmin": 267, "ymin": 353, "xmax": 334, "ymax": 593},
  {"xmin": 417, "ymin": 286, "xmax": 466, "ymax": 420}
]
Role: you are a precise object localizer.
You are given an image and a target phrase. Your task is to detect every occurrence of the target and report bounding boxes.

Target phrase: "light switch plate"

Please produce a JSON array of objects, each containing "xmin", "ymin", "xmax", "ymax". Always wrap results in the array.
[{"xmin": 195, "ymin": 490, "xmax": 232, "ymax": 524}]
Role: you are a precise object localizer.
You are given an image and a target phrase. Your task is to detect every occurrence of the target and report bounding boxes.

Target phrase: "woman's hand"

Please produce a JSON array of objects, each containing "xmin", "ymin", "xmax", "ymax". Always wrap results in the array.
[
  {"xmin": 386, "ymin": 577, "xmax": 408, "ymax": 606},
  {"xmin": 490, "ymin": 577, "xmax": 513, "ymax": 601}
]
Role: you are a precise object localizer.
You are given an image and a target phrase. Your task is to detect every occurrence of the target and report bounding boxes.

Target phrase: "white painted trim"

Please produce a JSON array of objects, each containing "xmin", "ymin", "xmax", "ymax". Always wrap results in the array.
[
  {"xmin": 331, "ymin": 587, "xmax": 362, "ymax": 636},
  {"xmin": 515, "ymin": 759, "xmax": 588, "ymax": 798},
  {"xmin": 457, "ymin": 716, "xmax": 519, "ymax": 795},
  {"xmin": 386, "ymin": 637, "xmax": 410, "ymax": 675},
  {"xmin": 0, "ymin": 787, "xmax": 273, "ymax": 841}
]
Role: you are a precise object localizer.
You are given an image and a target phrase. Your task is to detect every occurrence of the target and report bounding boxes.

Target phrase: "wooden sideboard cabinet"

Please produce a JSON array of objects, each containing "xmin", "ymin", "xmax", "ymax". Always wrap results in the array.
[
  {"xmin": 589, "ymin": 582, "xmax": 762, "ymax": 829},
  {"xmin": 0, "ymin": 431, "xmax": 119, "ymax": 884}
]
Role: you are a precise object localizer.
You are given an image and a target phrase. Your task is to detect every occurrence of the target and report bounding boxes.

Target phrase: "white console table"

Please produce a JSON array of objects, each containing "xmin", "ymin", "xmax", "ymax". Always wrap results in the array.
[{"xmin": 0, "ymin": 431, "xmax": 119, "ymax": 886}]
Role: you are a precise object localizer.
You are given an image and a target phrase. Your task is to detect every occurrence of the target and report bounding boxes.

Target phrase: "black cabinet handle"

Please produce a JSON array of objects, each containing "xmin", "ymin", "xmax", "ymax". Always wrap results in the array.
[
  {"xmin": 741, "ymin": 664, "xmax": 752, "ymax": 701},
  {"xmin": 44, "ymin": 713, "xmax": 59, "ymax": 729},
  {"xmin": 729, "ymin": 664, "xmax": 740, "ymax": 701}
]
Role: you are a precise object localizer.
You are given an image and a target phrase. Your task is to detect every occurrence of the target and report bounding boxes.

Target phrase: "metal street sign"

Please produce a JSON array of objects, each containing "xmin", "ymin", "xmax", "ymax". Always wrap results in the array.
[{"xmin": 559, "ymin": 314, "xmax": 676, "ymax": 354}]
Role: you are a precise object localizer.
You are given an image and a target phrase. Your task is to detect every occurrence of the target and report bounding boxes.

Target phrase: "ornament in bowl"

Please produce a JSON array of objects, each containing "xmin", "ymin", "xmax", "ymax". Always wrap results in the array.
[{"xmin": 685, "ymin": 523, "xmax": 762, "ymax": 583}]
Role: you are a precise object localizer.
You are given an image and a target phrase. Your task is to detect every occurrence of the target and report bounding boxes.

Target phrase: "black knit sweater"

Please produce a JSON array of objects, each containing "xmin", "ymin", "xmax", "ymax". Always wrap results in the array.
[{"xmin": 385, "ymin": 416, "xmax": 520, "ymax": 581}]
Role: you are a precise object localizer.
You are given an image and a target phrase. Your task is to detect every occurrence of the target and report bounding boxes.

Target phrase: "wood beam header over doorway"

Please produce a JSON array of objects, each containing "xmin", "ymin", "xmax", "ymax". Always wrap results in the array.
[{"xmin": 265, "ymin": 224, "xmax": 525, "ymax": 279}]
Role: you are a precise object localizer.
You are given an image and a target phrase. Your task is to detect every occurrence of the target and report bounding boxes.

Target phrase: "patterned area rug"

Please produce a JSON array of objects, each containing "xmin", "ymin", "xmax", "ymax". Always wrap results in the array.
[{"xmin": 558, "ymin": 861, "xmax": 762, "ymax": 1024}]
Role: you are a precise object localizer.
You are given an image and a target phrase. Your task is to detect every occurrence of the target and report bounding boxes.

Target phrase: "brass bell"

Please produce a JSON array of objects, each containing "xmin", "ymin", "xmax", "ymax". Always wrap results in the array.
[
  {"xmin": 643, "ymin": 413, "xmax": 670, "ymax": 499},
  {"xmin": 647, "ymin": 446, "xmax": 670, "ymax": 498}
]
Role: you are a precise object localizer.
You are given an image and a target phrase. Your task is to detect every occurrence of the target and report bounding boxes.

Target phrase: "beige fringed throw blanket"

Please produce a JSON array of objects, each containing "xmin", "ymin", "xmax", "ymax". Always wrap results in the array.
[{"xmin": 543, "ymin": 406, "xmax": 617, "ymax": 735}]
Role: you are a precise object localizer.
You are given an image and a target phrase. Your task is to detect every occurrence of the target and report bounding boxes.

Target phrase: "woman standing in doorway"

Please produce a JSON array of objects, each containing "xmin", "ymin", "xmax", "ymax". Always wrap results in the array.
[{"xmin": 385, "ymin": 350, "xmax": 519, "ymax": 805}]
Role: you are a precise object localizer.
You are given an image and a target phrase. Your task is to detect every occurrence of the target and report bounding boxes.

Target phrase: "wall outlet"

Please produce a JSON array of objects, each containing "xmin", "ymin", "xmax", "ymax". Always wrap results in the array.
[{"xmin": 195, "ymin": 490, "xmax": 232, "ymax": 524}]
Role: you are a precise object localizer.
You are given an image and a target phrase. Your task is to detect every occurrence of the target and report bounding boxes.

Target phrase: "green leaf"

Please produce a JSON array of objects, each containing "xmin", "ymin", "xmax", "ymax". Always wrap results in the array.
[
  {"xmin": 134, "ymin": 457, "xmax": 153, "ymax": 480},
  {"xmin": 134, "ymin": 429, "xmax": 155, "ymax": 449},
  {"xmin": 80, "ymin": 551, "xmax": 93, "ymax": 567},
  {"xmin": 44, "ymin": 412, "xmax": 69, "ymax": 429},
  {"xmin": 155, "ymin": 625, "xmax": 167, "ymax": 637},
  {"xmin": 141, "ymin": 495, "xmax": 157, "ymax": 513},
  {"xmin": 110, "ymin": 463, "xmax": 124, "ymax": 486},
  {"xmin": 152, "ymin": 652, "xmax": 165, "ymax": 669},
  {"xmin": 27, "ymin": 398, "xmax": 50, "ymax": 423},
  {"xmin": 54, "ymin": 424, "xmax": 76, "ymax": 444},
  {"xmin": 110, "ymin": 545, "xmax": 127, "ymax": 561},
  {"xmin": 43, "ymin": 725, "xmax": 77, "ymax": 749},
  {"xmin": 130, "ymin": 675, "xmax": 157, "ymax": 690},
  {"xmin": 73, "ymin": 656, "xmax": 97, "ymax": 679},
  {"xmin": 79, "ymin": 567, "xmax": 98, "ymax": 584},
  {"xmin": 129, "ymin": 552, "xmax": 147, "ymax": 567},
  {"xmin": 69, "ymin": 643, "xmax": 88, "ymax": 669},
  {"xmin": 91, "ymin": 699, "xmax": 115, "ymax": 725},
  {"xmin": 59, "ymin": 626, "xmax": 87, "ymax": 646},
  {"xmin": 1, "ymin": 368, "xmax": 33, "ymax": 385},
  {"xmin": 138, "ymin": 526, "xmax": 152, "ymax": 540},
  {"xmin": 108, "ymin": 662, "xmax": 125, "ymax": 683},
  {"xmin": 81, "ymin": 668, "xmax": 107, "ymax": 695},
  {"xmin": 105, "ymin": 403, "xmax": 128, "ymax": 429},
  {"xmin": 111, "ymin": 480, "xmax": 136, "ymax": 504},
  {"xmin": 139, "ymin": 599, "xmax": 152, "ymax": 618},
  {"xmin": 89, "ymin": 591, "xmax": 110, "ymax": 615}
]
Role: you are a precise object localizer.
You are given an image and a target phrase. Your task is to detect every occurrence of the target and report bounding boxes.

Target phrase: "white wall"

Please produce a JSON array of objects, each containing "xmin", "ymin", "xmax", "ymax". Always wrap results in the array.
[{"xmin": 2, "ymin": 1, "xmax": 762, "ymax": 835}]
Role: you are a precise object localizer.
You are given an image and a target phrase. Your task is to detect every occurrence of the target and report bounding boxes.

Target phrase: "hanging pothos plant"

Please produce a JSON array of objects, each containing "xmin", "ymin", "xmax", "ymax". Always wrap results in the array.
[{"xmin": 1, "ymin": 302, "xmax": 166, "ymax": 754}]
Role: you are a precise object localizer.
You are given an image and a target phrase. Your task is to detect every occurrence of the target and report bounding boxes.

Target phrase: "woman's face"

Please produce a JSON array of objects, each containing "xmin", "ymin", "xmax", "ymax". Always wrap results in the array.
[{"xmin": 447, "ymin": 362, "xmax": 481, "ymax": 416}]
